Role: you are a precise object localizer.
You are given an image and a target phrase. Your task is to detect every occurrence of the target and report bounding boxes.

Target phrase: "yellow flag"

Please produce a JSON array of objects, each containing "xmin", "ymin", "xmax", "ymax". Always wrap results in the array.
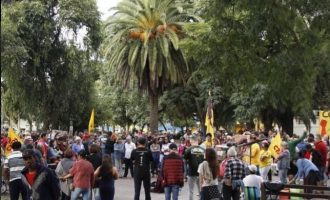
[
  {"xmin": 205, "ymin": 97, "xmax": 214, "ymax": 139},
  {"xmin": 319, "ymin": 111, "xmax": 330, "ymax": 136},
  {"xmin": 88, "ymin": 109, "xmax": 95, "ymax": 135},
  {"xmin": 269, "ymin": 132, "xmax": 282, "ymax": 158},
  {"xmin": 5, "ymin": 128, "xmax": 23, "ymax": 156}
]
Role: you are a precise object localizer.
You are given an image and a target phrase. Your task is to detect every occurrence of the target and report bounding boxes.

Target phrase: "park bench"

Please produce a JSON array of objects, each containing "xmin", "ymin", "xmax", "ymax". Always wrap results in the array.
[{"xmin": 261, "ymin": 182, "xmax": 330, "ymax": 200}]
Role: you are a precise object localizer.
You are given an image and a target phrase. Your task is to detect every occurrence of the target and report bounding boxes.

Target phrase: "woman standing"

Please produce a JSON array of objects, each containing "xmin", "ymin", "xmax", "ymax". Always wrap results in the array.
[
  {"xmin": 55, "ymin": 149, "xmax": 75, "ymax": 200},
  {"xmin": 198, "ymin": 148, "xmax": 220, "ymax": 200},
  {"xmin": 94, "ymin": 154, "xmax": 119, "ymax": 200},
  {"xmin": 150, "ymin": 138, "xmax": 160, "ymax": 177},
  {"xmin": 113, "ymin": 139, "xmax": 125, "ymax": 177},
  {"xmin": 260, "ymin": 141, "xmax": 272, "ymax": 181},
  {"xmin": 276, "ymin": 142, "xmax": 290, "ymax": 184}
]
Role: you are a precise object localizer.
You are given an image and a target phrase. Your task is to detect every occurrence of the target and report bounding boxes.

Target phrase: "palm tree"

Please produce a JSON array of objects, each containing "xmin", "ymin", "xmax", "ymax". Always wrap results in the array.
[{"xmin": 103, "ymin": 0, "xmax": 197, "ymax": 134}]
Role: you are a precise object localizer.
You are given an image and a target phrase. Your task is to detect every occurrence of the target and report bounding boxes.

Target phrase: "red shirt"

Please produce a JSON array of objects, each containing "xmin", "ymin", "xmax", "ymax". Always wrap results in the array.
[
  {"xmin": 304, "ymin": 151, "xmax": 311, "ymax": 159},
  {"xmin": 315, "ymin": 140, "xmax": 327, "ymax": 166},
  {"xmin": 26, "ymin": 171, "xmax": 37, "ymax": 186},
  {"xmin": 70, "ymin": 159, "xmax": 94, "ymax": 189}
]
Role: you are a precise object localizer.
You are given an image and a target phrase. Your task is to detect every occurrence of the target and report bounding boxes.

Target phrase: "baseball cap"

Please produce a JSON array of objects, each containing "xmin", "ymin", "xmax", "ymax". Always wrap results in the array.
[
  {"xmin": 248, "ymin": 165, "xmax": 257, "ymax": 173},
  {"xmin": 169, "ymin": 143, "xmax": 177, "ymax": 150}
]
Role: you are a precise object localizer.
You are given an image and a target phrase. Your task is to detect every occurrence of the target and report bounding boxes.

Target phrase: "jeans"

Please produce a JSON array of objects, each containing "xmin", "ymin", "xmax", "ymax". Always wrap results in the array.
[
  {"xmin": 134, "ymin": 176, "xmax": 151, "ymax": 200},
  {"xmin": 70, "ymin": 188, "xmax": 91, "ymax": 200},
  {"xmin": 187, "ymin": 176, "xmax": 200, "ymax": 200},
  {"xmin": 115, "ymin": 158, "xmax": 123, "ymax": 177},
  {"xmin": 279, "ymin": 169, "xmax": 288, "ymax": 184},
  {"xmin": 222, "ymin": 183, "xmax": 240, "ymax": 200},
  {"xmin": 164, "ymin": 185, "xmax": 180, "ymax": 200},
  {"xmin": 260, "ymin": 165, "xmax": 271, "ymax": 181},
  {"xmin": 151, "ymin": 152, "xmax": 160, "ymax": 175},
  {"xmin": 9, "ymin": 179, "xmax": 29, "ymax": 200},
  {"xmin": 92, "ymin": 188, "xmax": 100, "ymax": 200}
]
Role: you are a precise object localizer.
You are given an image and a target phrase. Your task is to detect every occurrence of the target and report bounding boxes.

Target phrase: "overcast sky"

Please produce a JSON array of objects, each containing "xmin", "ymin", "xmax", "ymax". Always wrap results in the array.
[{"xmin": 96, "ymin": 0, "xmax": 120, "ymax": 20}]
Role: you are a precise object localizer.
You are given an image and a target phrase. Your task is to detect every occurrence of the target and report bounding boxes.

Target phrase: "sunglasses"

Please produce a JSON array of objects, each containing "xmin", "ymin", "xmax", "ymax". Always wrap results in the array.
[{"xmin": 23, "ymin": 156, "xmax": 33, "ymax": 160}]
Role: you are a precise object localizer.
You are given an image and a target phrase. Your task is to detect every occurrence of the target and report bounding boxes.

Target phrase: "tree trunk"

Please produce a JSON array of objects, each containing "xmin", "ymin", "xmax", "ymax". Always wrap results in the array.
[
  {"xmin": 159, "ymin": 119, "xmax": 167, "ymax": 131},
  {"xmin": 261, "ymin": 108, "xmax": 274, "ymax": 133},
  {"xmin": 149, "ymin": 91, "xmax": 159, "ymax": 134},
  {"xmin": 278, "ymin": 109, "xmax": 294, "ymax": 136}
]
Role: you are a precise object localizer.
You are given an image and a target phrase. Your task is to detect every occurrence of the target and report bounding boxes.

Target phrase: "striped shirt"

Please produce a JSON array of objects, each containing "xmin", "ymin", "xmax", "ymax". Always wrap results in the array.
[{"xmin": 4, "ymin": 151, "xmax": 25, "ymax": 182}]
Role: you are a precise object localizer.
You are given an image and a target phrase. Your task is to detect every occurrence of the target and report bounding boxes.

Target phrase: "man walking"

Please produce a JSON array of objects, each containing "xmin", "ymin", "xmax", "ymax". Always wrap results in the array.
[
  {"xmin": 3, "ymin": 141, "xmax": 29, "ymax": 200},
  {"xmin": 223, "ymin": 147, "xmax": 246, "ymax": 200},
  {"xmin": 21, "ymin": 149, "xmax": 60, "ymax": 200},
  {"xmin": 131, "ymin": 137, "xmax": 153, "ymax": 200},
  {"xmin": 60, "ymin": 150, "xmax": 95, "ymax": 200},
  {"xmin": 162, "ymin": 143, "xmax": 184, "ymax": 200},
  {"xmin": 184, "ymin": 134, "xmax": 205, "ymax": 200},
  {"xmin": 123, "ymin": 136, "xmax": 136, "ymax": 178}
]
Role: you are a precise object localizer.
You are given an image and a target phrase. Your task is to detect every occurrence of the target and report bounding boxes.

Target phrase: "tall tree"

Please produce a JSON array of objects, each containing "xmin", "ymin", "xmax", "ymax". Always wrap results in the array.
[
  {"xmin": 103, "ymin": 0, "xmax": 198, "ymax": 133},
  {"xmin": 1, "ymin": 0, "xmax": 102, "ymax": 130},
  {"xmin": 181, "ymin": 0, "xmax": 330, "ymax": 134}
]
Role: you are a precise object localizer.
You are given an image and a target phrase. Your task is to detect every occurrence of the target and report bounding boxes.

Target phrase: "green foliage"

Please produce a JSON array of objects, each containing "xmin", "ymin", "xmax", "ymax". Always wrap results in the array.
[
  {"xmin": 179, "ymin": 0, "xmax": 330, "ymax": 132},
  {"xmin": 1, "ymin": 0, "xmax": 101, "ymax": 130}
]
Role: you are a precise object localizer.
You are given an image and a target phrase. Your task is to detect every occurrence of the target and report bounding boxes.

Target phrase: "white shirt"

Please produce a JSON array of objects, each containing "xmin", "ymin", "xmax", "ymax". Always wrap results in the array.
[
  {"xmin": 197, "ymin": 162, "xmax": 218, "ymax": 187},
  {"xmin": 161, "ymin": 143, "xmax": 170, "ymax": 155},
  {"xmin": 124, "ymin": 142, "xmax": 136, "ymax": 159},
  {"xmin": 243, "ymin": 174, "xmax": 263, "ymax": 188}
]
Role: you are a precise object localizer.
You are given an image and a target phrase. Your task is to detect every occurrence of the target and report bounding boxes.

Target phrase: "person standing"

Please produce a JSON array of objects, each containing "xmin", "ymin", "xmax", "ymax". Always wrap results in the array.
[
  {"xmin": 131, "ymin": 137, "xmax": 153, "ymax": 200},
  {"xmin": 37, "ymin": 133, "xmax": 49, "ymax": 160},
  {"xmin": 276, "ymin": 142, "xmax": 290, "ymax": 184},
  {"xmin": 198, "ymin": 148, "xmax": 220, "ymax": 200},
  {"xmin": 150, "ymin": 138, "xmax": 161, "ymax": 177},
  {"xmin": 3, "ymin": 141, "xmax": 29, "ymax": 200},
  {"xmin": 94, "ymin": 154, "xmax": 119, "ymax": 200},
  {"xmin": 201, "ymin": 133, "xmax": 213, "ymax": 149},
  {"xmin": 123, "ymin": 136, "xmax": 136, "ymax": 178},
  {"xmin": 223, "ymin": 147, "xmax": 246, "ymax": 200},
  {"xmin": 55, "ymin": 149, "xmax": 75, "ymax": 200},
  {"xmin": 162, "ymin": 143, "xmax": 184, "ymax": 200},
  {"xmin": 105, "ymin": 132, "xmax": 116, "ymax": 164},
  {"xmin": 87, "ymin": 144, "xmax": 103, "ymax": 200},
  {"xmin": 259, "ymin": 141, "xmax": 272, "ymax": 181},
  {"xmin": 247, "ymin": 133, "xmax": 261, "ymax": 171},
  {"xmin": 184, "ymin": 135, "xmax": 205, "ymax": 200},
  {"xmin": 71, "ymin": 136, "xmax": 84, "ymax": 155},
  {"xmin": 113, "ymin": 138, "xmax": 125, "ymax": 177},
  {"xmin": 21, "ymin": 149, "xmax": 61, "ymax": 200},
  {"xmin": 314, "ymin": 134, "xmax": 327, "ymax": 181},
  {"xmin": 60, "ymin": 150, "xmax": 94, "ymax": 200}
]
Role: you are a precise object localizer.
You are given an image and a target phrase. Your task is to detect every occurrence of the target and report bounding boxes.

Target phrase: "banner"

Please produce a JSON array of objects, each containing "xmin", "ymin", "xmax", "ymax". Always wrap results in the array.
[
  {"xmin": 269, "ymin": 132, "xmax": 282, "ymax": 158},
  {"xmin": 5, "ymin": 128, "xmax": 23, "ymax": 156},
  {"xmin": 88, "ymin": 109, "xmax": 95, "ymax": 135},
  {"xmin": 319, "ymin": 111, "xmax": 330, "ymax": 136}
]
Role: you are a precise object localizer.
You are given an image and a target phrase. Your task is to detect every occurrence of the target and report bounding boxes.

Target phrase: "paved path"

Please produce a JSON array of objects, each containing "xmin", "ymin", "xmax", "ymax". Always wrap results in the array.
[
  {"xmin": 0, "ymin": 176, "xmax": 192, "ymax": 200},
  {"xmin": 115, "ymin": 176, "xmax": 191, "ymax": 200}
]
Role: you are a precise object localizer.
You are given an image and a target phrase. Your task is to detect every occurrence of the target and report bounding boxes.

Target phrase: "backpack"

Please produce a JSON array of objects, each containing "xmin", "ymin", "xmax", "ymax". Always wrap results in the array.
[{"xmin": 219, "ymin": 158, "xmax": 229, "ymax": 178}]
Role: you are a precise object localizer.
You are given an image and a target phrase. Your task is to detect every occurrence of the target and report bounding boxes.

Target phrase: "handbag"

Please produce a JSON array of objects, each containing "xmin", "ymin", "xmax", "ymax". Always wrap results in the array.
[{"xmin": 201, "ymin": 185, "xmax": 220, "ymax": 200}]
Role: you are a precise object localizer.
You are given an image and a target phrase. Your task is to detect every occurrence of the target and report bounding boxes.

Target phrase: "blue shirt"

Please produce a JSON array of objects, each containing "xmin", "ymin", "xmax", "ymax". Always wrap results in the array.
[{"xmin": 295, "ymin": 158, "xmax": 319, "ymax": 179}]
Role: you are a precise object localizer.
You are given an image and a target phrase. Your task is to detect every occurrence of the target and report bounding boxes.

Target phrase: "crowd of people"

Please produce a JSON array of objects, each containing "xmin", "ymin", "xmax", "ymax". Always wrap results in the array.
[{"xmin": 1, "ymin": 128, "xmax": 330, "ymax": 200}]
